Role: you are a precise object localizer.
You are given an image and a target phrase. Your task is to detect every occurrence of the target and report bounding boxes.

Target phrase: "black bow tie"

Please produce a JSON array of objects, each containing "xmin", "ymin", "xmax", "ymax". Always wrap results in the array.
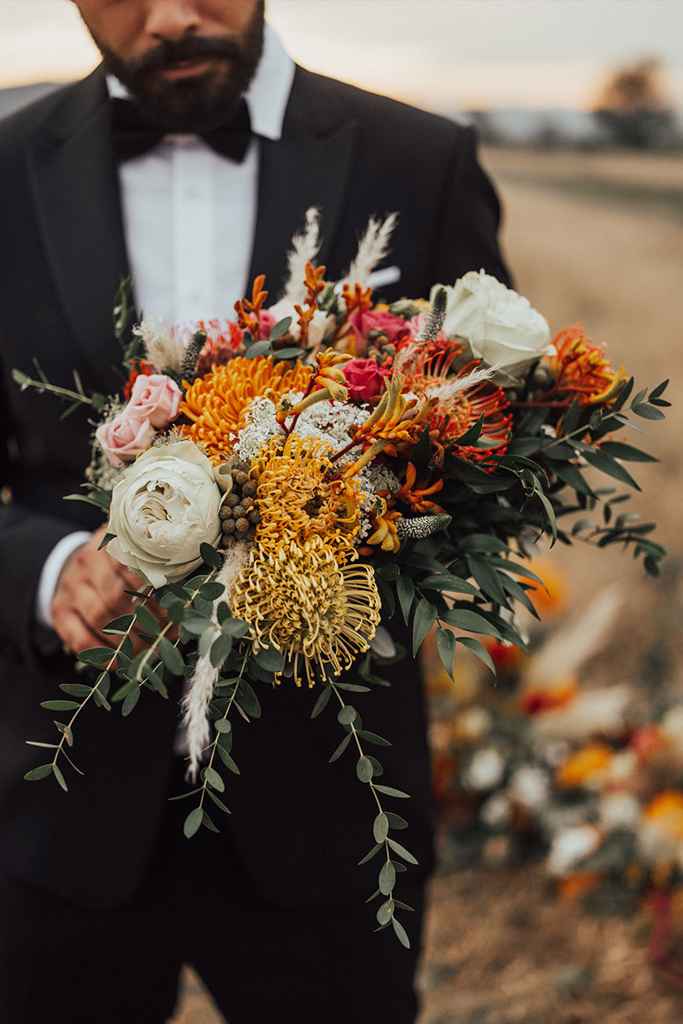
[{"xmin": 110, "ymin": 97, "xmax": 252, "ymax": 164}]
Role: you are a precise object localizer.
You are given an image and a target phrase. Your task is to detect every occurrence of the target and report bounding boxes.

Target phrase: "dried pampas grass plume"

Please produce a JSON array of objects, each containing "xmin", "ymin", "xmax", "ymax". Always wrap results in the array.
[
  {"xmin": 279, "ymin": 207, "xmax": 321, "ymax": 307},
  {"xmin": 345, "ymin": 213, "xmax": 398, "ymax": 287},
  {"xmin": 182, "ymin": 540, "xmax": 250, "ymax": 780}
]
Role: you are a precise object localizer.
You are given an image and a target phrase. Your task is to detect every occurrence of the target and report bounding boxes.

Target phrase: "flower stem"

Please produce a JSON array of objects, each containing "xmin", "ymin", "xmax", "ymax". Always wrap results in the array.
[{"xmin": 50, "ymin": 590, "xmax": 153, "ymax": 782}]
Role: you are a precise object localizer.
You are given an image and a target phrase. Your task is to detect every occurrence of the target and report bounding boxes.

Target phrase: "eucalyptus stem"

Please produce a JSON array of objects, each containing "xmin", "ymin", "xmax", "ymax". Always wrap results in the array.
[
  {"xmin": 50, "ymin": 592, "xmax": 153, "ymax": 787},
  {"xmin": 328, "ymin": 680, "xmax": 414, "ymax": 948},
  {"xmin": 12, "ymin": 369, "xmax": 94, "ymax": 407},
  {"xmin": 134, "ymin": 567, "xmax": 220, "ymax": 689},
  {"xmin": 197, "ymin": 652, "xmax": 249, "ymax": 814}
]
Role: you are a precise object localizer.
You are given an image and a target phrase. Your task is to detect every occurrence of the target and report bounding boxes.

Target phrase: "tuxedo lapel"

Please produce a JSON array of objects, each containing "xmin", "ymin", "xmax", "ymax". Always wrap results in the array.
[
  {"xmin": 27, "ymin": 67, "xmax": 131, "ymax": 389},
  {"xmin": 247, "ymin": 67, "xmax": 358, "ymax": 300}
]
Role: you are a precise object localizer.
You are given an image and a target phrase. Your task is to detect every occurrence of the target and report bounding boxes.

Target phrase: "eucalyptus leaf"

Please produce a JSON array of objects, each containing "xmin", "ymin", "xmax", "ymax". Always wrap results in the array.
[
  {"xmin": 379, "ymin": 860, "xmax": 396, "ymax": 896},
  {"xmin": 24, "ymin": 764, "xmax": 54, "ymax": 782},
  {"xmin": 184, "ymin": 807, "xmax": 203, "ymax": 839}
]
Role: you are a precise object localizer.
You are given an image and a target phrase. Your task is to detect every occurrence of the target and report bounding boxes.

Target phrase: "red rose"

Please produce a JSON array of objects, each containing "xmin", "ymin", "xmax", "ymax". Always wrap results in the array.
[{"xmin": 342, "ymin": 358, "xmax": 390, "ymax": 402}]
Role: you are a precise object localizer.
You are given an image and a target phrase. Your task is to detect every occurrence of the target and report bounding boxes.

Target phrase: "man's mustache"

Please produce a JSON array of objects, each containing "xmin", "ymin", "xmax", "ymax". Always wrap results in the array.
[{"xmin": 127, "ymin": 36, "xmax": 245, "ymax": 77}]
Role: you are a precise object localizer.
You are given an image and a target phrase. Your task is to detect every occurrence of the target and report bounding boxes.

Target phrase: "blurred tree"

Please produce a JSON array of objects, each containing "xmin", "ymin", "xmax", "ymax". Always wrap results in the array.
[{"xmin": 593, "ymin": 57, "xmax": 677, "ymax": 149}]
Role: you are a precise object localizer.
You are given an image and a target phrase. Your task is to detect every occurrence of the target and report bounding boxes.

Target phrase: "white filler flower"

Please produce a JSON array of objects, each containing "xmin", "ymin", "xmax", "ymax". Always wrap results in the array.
[
  {"xmin": 434, "ymin": 270, "xmax": 553, "ymax": 371},
  {"xmin": 107, "ymin": 440, "xmax": 222, "ymax": 587}
]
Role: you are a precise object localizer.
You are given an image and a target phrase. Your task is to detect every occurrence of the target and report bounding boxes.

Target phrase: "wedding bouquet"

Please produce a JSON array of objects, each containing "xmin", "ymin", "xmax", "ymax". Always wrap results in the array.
[{"xmin": 14, "ymin": 211, "xmax": 669, "ymax": 945}]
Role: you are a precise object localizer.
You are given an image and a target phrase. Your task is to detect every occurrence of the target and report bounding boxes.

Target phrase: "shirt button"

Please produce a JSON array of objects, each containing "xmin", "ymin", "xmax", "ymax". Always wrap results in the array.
[{"xmin": 184, "ymin": 185, "xmax": 201, "ymax": 201}]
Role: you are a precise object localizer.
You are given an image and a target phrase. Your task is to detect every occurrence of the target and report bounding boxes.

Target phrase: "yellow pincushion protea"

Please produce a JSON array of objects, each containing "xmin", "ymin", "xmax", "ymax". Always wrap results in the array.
[
  {"xmin": 230, "ymin": 537, "xmax": 382, "ymax": 687},
  {"xmin": 179, "ymin": 356, "xmax": 312, "ymax": 463},
  {"xmin": 253, "ymin": 433, "xmax": 362, "ymax": 563}
]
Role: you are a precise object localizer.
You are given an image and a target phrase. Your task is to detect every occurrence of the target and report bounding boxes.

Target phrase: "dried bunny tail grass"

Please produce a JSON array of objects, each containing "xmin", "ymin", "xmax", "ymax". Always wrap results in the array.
[
  {"xmin": 135, "ymin": 317, "xmax": 189, "ymax": 373},
  {"xmin": 417, "ymin": 287, "xmax": 448, "ymax": 341},
  {"xmin": 279, "ymin": 207, "xmax": 321, "ymax": 306},
  {"xmin": 392, "ymin": 289, "xmax": 450, "ymax": 375},
  {"xmin": 344, "ymin": 213, "xmax": 398, "ymax": 287},
  {"xmin": 182, "ymin": 540, "xmax": 250, "ymax": 781}
]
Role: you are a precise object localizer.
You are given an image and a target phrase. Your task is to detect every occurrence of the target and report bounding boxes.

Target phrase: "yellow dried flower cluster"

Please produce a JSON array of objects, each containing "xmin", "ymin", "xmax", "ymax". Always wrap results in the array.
[
  {"xmin": 231, "ymin": 537, "xmax": 381, "ymax": 687},
  {"xmin": 252, "ymin": 433, "xmax": 361, "ymax": 563},
  {"xmin": 230, "ymin": 433, "xmax": 381, "ymax": 686},
  {"xmin": 179, "ymin": 356, "xmax": 312, "ymax": 463}
]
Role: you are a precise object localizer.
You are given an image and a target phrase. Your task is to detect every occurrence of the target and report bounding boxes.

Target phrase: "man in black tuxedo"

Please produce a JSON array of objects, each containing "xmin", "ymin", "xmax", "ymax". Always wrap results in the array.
[{"xmin": 0, "ymin": 1, "xmax": 510, "ymax": 1021}]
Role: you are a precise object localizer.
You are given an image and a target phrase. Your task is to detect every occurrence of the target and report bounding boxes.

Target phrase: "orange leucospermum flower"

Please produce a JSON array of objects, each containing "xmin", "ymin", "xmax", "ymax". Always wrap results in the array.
[
  {"xmin": 179, "ymin": 356, "xmax": 311, "ymax": 463},
  {"xmin": 546, "ymin": 325, "xmax": 627, "ymax": 406}
]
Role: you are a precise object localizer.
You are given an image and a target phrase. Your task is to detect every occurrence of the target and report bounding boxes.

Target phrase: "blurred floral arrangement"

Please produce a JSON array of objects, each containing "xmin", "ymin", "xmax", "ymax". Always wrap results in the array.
[
  {"xmin": 428, "ymin": 563, "xmax": 683, "ymax": 977},
  {"xmin": 13, "ymin": 208, "xmax": 670, "ymax": 947}
]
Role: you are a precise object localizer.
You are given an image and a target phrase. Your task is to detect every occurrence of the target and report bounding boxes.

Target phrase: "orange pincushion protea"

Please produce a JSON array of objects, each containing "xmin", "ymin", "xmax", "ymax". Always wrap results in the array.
[
  {"xmin": 427, "ymin": 373, "xmax": 513, "ymax": 464},
  {"xmin": 403, "ymin": 343, "xmax": 512, "ymax": 464},
  {"xmin": 398, "ymin": 336, "xmax": 466, "ymax": 380},
  {"xmin": 546, "ymin": 325, "xmax": 626, "ymax": 405},
  {"xmin": 179, "ymin": 356, "xmax": 312, "ymax": 463}
]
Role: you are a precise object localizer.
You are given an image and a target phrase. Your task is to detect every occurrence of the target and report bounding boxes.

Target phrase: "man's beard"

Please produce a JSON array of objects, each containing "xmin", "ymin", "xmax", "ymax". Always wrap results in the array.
[{"xmin": 96, "ymin": 1, "xmax": 265, "ymax": 132}]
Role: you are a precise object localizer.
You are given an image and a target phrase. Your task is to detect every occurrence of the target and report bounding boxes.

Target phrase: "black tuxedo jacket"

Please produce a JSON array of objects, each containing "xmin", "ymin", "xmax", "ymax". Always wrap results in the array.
[{"xmin": 0, "ymin": 65, "xmax": 510, "ymax": 908}]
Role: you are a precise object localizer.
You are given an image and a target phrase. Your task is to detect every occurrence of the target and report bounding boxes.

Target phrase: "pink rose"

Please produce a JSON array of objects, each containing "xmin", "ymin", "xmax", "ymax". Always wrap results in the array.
[
  {"xmin": 349, "ymin": 309, "xmax": 409, "ymax": 354},
  {"xmin": 342, "ymin": 358, "xmax": 390, "ymax": 402},
  {"xmin": 128, "ymin": 373, "xmax": 182, "ymax": 429},
  {"xmin": 96, "ymin": 410, "xmax": 155, "ymax": 469}
]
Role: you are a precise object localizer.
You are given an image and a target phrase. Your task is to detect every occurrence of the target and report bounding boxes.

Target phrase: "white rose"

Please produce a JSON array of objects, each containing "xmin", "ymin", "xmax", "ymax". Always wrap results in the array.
[
  {"xmin": 107, "ymin": 441, "xmax": 222, "ymax": 588},
  {"xmin": 433, "ymin": 270, "xmax": 553, "ymax": 371}
]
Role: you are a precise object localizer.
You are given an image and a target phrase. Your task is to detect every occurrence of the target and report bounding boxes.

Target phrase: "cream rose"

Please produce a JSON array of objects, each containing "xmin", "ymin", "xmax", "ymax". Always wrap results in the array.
[
  {"xmin": 107, "ymin": 441, "xmax": 222, "ymax": 587},
  {"xmin": 434, "ymin": 270, "xmax": 553, "ymax": 371}
]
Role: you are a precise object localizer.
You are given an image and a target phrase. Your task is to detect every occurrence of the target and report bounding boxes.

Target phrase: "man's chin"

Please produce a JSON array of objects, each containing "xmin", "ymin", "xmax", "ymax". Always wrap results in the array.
[{"xmin": 133, "ymin": 70, "xmax": 241, "ymax": 130}]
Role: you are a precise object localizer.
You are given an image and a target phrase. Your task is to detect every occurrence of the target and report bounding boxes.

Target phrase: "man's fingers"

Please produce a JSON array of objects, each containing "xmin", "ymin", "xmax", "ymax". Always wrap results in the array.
[
  {"xmin": 72, "ymin": 583, "xmax": 116, "ymax": 638},
  {"xmin": 115, "ymin": 563, "xmax": 149, "ymax": 595},
  {"xmin": 54, "ymin": 610, "xmax": 106, "ymax": 656}
]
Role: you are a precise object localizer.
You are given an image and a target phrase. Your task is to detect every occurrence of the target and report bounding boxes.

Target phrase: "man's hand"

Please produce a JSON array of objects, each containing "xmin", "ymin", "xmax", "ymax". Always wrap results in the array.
[{"xmin": 51, "ymin": 524, "xmax": 147, "ymax": 654}]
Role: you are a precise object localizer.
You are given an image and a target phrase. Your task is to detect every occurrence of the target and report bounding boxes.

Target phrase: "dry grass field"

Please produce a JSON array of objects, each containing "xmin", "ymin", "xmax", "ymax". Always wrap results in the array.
[{"xmin": 173, "ymin": 147, "xmax": 683, "ymax": 1023}]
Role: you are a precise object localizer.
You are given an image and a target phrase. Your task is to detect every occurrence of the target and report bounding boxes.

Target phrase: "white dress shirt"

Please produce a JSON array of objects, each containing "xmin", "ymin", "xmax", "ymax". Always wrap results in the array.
[{"xmin": 36, "ymin": 24, "xmax": 295, "ymax": 627}]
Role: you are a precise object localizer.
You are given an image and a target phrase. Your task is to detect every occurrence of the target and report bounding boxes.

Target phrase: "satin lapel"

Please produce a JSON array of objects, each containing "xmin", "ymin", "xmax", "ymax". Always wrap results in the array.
[
  {"xmin": 27, "ymin": 68, "xmax": 131, "ymax": 390},
  {"xmin": 247, "ymin": 70, "xmax": 358, "ymax": 299}
]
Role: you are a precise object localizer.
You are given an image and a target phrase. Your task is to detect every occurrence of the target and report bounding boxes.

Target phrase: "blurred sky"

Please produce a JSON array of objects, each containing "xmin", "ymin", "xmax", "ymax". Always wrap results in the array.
[{"xmin": 2, "ymin": 0, "xmax": 683, "ymax": 111}]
